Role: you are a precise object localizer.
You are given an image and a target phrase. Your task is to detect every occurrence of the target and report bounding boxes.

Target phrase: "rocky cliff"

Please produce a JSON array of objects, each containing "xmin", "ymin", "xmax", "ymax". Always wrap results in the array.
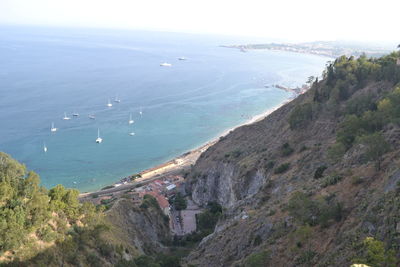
[{"xmin": 106, "ymin": 198, "xmax": 171, "ymax": 255}]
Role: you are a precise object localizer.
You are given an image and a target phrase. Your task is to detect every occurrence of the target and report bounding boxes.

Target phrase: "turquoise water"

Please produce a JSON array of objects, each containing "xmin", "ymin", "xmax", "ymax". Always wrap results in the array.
[{"xmin": 0, "ymin": 26, "xmax": 328, "ymax": 192}]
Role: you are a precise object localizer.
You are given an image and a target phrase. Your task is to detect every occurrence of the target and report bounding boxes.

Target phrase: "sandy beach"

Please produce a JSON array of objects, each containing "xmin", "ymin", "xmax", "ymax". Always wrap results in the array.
[{"xmin": 79, "ymin": 98, "xmax": 291, "ymax": 199}]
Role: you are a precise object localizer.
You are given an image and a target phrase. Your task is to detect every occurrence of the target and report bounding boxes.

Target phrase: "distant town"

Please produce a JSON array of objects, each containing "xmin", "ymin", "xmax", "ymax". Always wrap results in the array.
[{"xmin": 221, "ymin": 41, "xmax": 392, "ymax": 58}]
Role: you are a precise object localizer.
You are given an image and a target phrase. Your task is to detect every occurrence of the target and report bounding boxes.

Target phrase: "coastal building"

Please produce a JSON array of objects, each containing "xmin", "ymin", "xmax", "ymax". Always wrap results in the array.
[{"xmin": 147, "ymin": 191, "xmax": 170, "ymax": 216}]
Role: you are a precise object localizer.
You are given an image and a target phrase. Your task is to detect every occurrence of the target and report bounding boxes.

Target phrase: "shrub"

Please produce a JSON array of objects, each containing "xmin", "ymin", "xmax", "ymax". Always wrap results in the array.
[
  {"xmin": 265, "ymin": 161, "xmax": 275, "ymax": 170},
  {"xmin": 345, "ymin": 93, "xmax": 376, "ymax": 116},
  {"xmin": 351, "ymin": 176, "xmax": 363, "ymax": 185},
  {"xmin": 244, "ymin": 250, "xmax": 270, "ymax": 267},
  {"xmin": 253, "ymin": 235, "xmax": 262, "ymax": 246},
  {"xmin": 37, "ymin": 226, "xmax": 57, "ymax": 243},
  {"xmin": 156, "ymin": 254, "xmax": 181, "ymax": 267},
  {"xmin": 98, "ymin": 242, "xmax": 114, "ymax": 257},
  {"xmin": 327, "ymin": 143, "xmax": 346, "ymax": 162},
  {"xmin": 321, "ymin": 173, "xmax": 343, "ymax": 188},
  {"xmin": 299, "ymin": 145, "xmax": 308, "ymax": 152},
  {"xmin": 288, "ymin": 103, "xmax": 313, "ymax": 129},
  {"xmin": 353, "ymin": 237, "xmax": 397, "ymax": 267},
  {"xmin": 357, "ymin": 132, "xmax": 390, "ymax": 170},
  {"xmin": 295, "ymin": 250, "xmax": 317, "ymax": 265},
  {"xmin": 287, "ymin": 192, "xmax": 343, "ymax": 226},
  {"xmin": 173, "ymin": 193, "xmax": 187, "ymax": 210},
  {"xmin": 281, "ymin": 143, "xmax": 294, "ymax": 157},
  {"xmin": 274, "ymin": 163, "xmax": 290, "ymax": 174},
  {"xmin": 314, "ymin": 165, "xmax": 327, "ymax": 179}
]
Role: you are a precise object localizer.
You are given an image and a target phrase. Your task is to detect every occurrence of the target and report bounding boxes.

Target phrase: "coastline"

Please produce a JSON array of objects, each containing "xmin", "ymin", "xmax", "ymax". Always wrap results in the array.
[{"xmin": 79, "ymin": 96, "xmax": 292, "ymax": 198}]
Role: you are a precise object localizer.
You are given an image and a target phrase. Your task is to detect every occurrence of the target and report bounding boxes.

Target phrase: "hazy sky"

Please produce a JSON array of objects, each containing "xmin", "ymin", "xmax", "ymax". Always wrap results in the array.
[{"xmin": 0, "ymin": 0, "xmax": 398, "ymax": 43}]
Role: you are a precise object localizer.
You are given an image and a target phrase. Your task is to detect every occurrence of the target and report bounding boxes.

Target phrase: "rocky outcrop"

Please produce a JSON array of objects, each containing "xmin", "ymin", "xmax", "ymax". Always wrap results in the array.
[{"xmin": 106, "ymin": 199, "xmax": 170, "ymax": 255}]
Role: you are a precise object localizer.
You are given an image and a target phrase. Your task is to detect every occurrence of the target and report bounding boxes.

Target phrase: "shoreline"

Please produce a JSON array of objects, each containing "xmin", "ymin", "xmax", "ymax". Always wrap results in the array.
[{"xmin": 79, "ymin": 96, "xmax": 293, "ymax": 198}]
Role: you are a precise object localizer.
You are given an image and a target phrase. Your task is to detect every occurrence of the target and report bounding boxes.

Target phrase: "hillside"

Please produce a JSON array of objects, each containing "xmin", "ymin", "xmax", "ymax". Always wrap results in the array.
[
  {"xmin": 0, "ymin": 152, "xmax": 175, "ymax": 266},
  {"xmin": 1, "ymin": 52, "xmax": 400, "ymax": 267},
  {"xmin": 184, "ymin": 52, "xmax": 400, "ymax": 266}
]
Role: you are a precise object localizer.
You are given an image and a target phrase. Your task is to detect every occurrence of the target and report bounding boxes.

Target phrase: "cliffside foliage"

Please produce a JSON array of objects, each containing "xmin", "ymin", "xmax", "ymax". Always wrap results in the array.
[{"xmin": 0, "ymin": 152, "xmax": 129, "ymax": 265}]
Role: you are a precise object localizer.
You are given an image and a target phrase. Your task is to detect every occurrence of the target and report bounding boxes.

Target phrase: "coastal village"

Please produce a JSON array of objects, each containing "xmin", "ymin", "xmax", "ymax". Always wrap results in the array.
[
  {"xmin": 80, "ymin": 144, "xmax": 208, "ymax": 236},
  {"xmin": 87, "ymin": 173, "xmax": 203, "ymax": 236}
]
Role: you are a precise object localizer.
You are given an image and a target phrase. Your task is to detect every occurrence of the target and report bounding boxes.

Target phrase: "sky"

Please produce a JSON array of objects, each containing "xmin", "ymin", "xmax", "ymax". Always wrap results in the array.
[{"xmin": 0, "ymin": 0, "xmax": 399, "ymax": 44}]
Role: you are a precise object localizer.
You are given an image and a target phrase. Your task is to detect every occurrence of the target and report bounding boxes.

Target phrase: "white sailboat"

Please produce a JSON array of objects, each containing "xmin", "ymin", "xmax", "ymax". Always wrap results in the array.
[
  {"xmin": 129, "ymin": 132, "xmax": 135, "ymax": 136},
  {"xmin": 107, "ymin": 99, "xmax": 113, "ymax": 107},
  {"xmin": 89, "ymin": 114, "xmax": 96, "ymax": 120},
  {"xmin": 50, "ymin": 122, "xmax": 58, "ymax": 132},
  {"xmin": 63, "ymin": 112, "xmax": 71, "ymax": 120},
  {"xmin": 128, "ymin": 113, "xmax": 134, "ymax": 124},
  {"xmin": 73, "ymin": 111, "xmax": 79, "ymax": 117},
  {"xmin": 95, "ymin": 128, "xmax": 103, "ymax": 143},
  {"xmin": 139, "ymin": 107, "xmax": 143, "ymax": 116},
  {"xmin": 114, "ymin": 95, "xmax": 121, "ymax": 103},
  {"xmin": 160, "ymin": 62, "xmax": 172, "ymax": 67},
  {"xmin": 43, "ymin": 143, "xmax": 48, "ymax": 152}
]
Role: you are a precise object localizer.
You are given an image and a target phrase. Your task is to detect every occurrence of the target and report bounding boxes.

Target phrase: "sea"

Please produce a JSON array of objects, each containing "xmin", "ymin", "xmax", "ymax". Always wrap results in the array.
[{"xmin": 0, "ymin": 26, "xmax": 329, "ymax": 192}]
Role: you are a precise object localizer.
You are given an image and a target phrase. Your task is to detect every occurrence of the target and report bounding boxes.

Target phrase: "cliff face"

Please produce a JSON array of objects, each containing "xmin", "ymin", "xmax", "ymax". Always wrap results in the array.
[
  {"xmin": 185, "ymin": 70, "xmax": 400, "ymax": 266},
  {"xmin": 106, "ymin": 198, "xmax": 171, "ymax": 255},
  {"xmin": 187, "ymin": 101, "xmax": 293, "ymax": 207},
  {"xmin": 187, "ymin": 92, "xmax": 329, "ymax": 208}
]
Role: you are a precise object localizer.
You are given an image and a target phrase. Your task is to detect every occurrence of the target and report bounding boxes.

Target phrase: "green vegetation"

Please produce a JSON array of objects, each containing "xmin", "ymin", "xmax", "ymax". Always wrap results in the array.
[
  {"xmin": 140, "ymin": 194, "xmax": 160, "ymax": 210},
  {"xmin": 310, "ymin": 53, "xmax": 400, "ymax": 166},
  {"xmin": 244, "ymin": 250, "xmax": 270, "ymax": 267},
  {"xmin": 288, "ymin": 103, "xmax": 313, "ymax": 129},
  {"xmin": 290, "ymin": 225, "xmax": 312, "ymax": 250},
  {"xmin": 116, "ymin": 254, "xmax": 181, "ymax": 267},
  {"xmin": 130, "ymin": 173, "xmax": 142, "ymax": 181},
  {"xmin": 274, "ymin": 163, "xmax": 290, "ymax": 174},
  {"xmin": 315, "ymin": 53, "xmax": 400, "ymax": 104},
  {"xmin": 321, "ymin": 172, "xmax": 343, "ymax": 188},
  {"xmin": 0, "ymin": 152, "xmax": 128, "ymax": 265},
  {"xmin": 287, "ymin": 192, "xmax": 343, "ymax": 227},
  {"xmin": 357, "ymin": 133, "xmax": 390, "ymax": 170},
  {"xmin": 225, "ymin": 149, "xmax": 242, "ymax": 159},
  {"xmin": 171, "ymin": 202, "xmax": 222, "ymax": 248},
  {"xmin": 353, "ymin": 237, "xmax": 397, "ymax": 267},
  {"xmin": 314, "ymin": 165, "xmax": 327, "ymax": 179},
  {"xmin": 173, "ymin": 193, "xmax": 187, "ymax": 210},
  {"xmin": 264, "ymin": 161, "xmax": 275, "ymax": 170},
  {"xmin": 345, "ymin": 93, "xmax": 376, "ymax": 116},
  {"xmin": 295, "ymin": 250, "xmax": 317, "ymax": 265},
  {"xmin": 281, "ymin": 142, "xmax": 294, "ymax": 157},
  {"xmin": 197, "ymin": 202, "xmax": 222, "ymax": 236}
]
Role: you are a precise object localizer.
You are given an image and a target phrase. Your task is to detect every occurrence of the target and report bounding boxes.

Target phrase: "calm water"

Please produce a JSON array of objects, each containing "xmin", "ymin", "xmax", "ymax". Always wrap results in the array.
[{"xmin": 0, "ymin": 26, "xmax": 328, "ymax": 192}]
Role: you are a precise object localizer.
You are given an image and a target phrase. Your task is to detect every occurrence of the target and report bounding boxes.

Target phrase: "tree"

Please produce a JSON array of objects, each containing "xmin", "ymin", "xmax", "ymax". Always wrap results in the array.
[
  {"xmin": 353, "ymin": 237, "xmax": 397, "ymax": 267},
  {"xmin": 288, "ymin": 103, "xmax": 313, "ymax": 129},
  {"xmin": 358, "ymin": 133, "xmax": 390, "ymax": 170},
  {"xmin": 173, "ymin": 193, "xmax": 187, "ymax": 210}
]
